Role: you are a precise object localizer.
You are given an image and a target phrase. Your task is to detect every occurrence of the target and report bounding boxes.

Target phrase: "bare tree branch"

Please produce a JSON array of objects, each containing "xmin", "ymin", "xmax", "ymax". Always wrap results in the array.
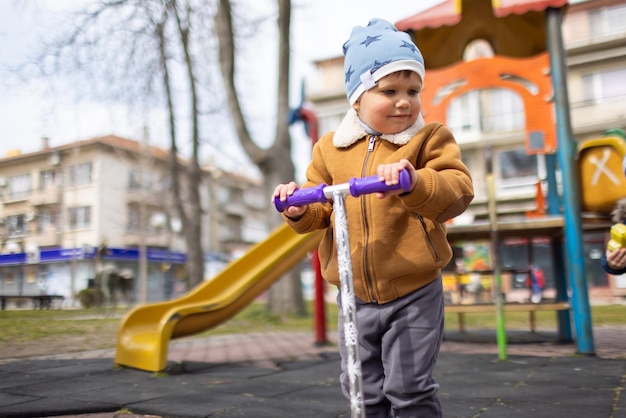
[{"xmin": 215, "ymin": 0, "xmax": 266, "ymax": 165}]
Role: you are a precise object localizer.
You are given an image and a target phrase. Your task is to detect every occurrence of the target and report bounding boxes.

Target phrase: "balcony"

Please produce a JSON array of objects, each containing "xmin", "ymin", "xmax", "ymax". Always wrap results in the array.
[
  {"xmin": 126, "ymin": 188, "xmax": 165, "ymax": 206},
  {"xmin": 219, "ymin": 200, "xmax": 247, "ymax": 217},
  {"xmin": 29, "ymin": 187, "xmax": 62, "ymax": 206},
  {"xmin": 570, "ymin": 99, "xmax": 626, "ymax": 135},
  {"xmin": 2, "ymin": 192, "xmax": 29, "ymax": 205},
  {"xmin": 29, "ymin": 226, "xmax": 61, "ymax": 247},
  {"xmin": 122, "ymin": 231, "xmax": 171, "ymax": 248}
]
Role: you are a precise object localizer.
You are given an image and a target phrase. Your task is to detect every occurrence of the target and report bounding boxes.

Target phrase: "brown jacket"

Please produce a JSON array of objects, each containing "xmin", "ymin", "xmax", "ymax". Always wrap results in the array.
[{"xmin": 285, "ymin": 120, "xmax": 474, "ymax": 304}]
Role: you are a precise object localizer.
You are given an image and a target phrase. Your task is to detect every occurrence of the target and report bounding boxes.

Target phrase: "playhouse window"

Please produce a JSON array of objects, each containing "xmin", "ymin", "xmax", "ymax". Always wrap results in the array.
[{"xmin": 447, "ymin": 89, "xmax": 524, "ymax": 140}]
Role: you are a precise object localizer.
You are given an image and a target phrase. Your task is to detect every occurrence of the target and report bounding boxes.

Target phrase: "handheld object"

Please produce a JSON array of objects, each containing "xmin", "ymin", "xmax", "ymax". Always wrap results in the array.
[
  {"xmin": 274, "ymin": 168, "xmax": 412, "ymax": 418},
  {"xmin": 608, "ymin": 223, "xmax": 626, "ymax": 251}
]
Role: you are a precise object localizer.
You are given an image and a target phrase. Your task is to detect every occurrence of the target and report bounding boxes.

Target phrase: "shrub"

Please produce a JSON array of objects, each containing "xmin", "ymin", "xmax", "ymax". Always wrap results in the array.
[{"xmin": 77, "ymin": 288, "xmax": 103, "ymax": 308}]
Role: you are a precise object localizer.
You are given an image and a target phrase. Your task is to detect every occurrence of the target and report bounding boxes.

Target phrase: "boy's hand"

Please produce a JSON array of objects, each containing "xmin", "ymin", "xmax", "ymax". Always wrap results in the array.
[
  {"xmin": 272, "ymin": 182, "xmax": 306, "ymax": 219},
  {"xmin": 607, "ymin": 247, "xmax": 626, "ymax": 270},
  {"xmin": 375, "ymin": 159, "xmax": 417, "ymax": 199}
]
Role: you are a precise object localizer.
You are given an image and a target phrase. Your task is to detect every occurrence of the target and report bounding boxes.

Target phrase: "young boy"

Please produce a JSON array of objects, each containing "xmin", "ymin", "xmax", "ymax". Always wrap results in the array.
[{"xmin": 273, "ymin": 18, "xmax": 474, "ymax": 417}]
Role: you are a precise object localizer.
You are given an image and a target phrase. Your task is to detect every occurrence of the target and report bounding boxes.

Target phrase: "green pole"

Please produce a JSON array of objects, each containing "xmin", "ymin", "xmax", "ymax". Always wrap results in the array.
[{"xmin": 486, "ymin": 147, "xmax": 507, "ymax": 360}]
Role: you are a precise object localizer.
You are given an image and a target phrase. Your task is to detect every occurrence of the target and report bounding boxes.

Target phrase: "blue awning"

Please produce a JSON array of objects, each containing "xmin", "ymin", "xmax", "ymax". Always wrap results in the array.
[{"xmin": 0, "ymin": 247, "xmax": 187, "ymax": 265}]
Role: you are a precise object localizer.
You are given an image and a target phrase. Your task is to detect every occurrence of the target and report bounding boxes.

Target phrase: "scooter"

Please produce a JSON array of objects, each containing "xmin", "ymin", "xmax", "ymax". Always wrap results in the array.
[{"xmin": 275, "ymin": 169, "xmax": 412, "ymax": 418}]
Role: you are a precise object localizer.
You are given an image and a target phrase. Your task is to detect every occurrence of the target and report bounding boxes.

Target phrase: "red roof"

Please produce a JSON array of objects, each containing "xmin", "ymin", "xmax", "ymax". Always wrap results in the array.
[
  {"xmin": 396, "ymin": 0, "xmax": 462, "ymax": 30},
  {"xmin": 396, "ymin": 0, "xmax": 569, "ymax": 31},
  {"xmin": 494, "ymin": 0, "xmax": 569, "ymax": 17}
]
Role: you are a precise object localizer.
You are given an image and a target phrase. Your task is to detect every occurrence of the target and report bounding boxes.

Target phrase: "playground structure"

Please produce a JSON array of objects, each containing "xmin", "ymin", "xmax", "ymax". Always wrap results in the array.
[
  {"xmin": 578, "ymin": 130, "xmax": 626, "ymax": 213},
  {"xmin": 396, "ymin": 0, "xmax": 625, "ymax": 357},
  {"xmin": 113, "ymin": 0, "xmax": 626, "ymax": 372}
]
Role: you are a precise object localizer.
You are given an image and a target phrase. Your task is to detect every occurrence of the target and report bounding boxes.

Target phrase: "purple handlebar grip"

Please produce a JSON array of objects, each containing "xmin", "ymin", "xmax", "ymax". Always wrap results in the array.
[
  {"xmin": 349, "ymin": 168, "xmax": 412, "ymax": 197},
  {"xmin": 274, "ymin": 183, "xmax": 328, "ymax": 213}
]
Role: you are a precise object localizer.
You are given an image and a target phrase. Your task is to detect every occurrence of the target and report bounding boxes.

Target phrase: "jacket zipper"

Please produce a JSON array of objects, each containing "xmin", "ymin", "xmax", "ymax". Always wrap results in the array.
[
  {"xmin": 361, "ymin": 135, "xmax": 377, "ymax": 303},
  {"xmin": 416, "ymin": 213, "xmax": 440, "ymax": 262}
]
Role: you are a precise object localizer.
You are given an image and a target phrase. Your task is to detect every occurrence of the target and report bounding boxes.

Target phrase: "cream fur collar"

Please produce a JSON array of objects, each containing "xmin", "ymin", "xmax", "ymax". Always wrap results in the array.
[{"xmin": 332, "ymin": 108, "xmax": 425, "ymax": 148}]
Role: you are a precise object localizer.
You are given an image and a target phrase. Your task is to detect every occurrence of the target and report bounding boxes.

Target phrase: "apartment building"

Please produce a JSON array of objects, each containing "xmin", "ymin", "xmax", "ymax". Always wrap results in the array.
[
  {"xmin": 0, "ymin": 135, "xmax": 266, "ymax": 305},
  {"xmin": 305, "ymin": 0, "xmax": 626, "ymax": 301}
]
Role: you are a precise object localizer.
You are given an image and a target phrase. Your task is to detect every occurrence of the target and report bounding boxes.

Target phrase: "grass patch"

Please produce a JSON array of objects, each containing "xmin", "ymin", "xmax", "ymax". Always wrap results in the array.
[
  {"xmin": 443, "ymin": 304, "xmax": 626, "ymax": 331},
  {"xmin": 0, "ymin": 308, "xmax": 122, "ymax": 343},
  {"xmin": 0, "ymin": 302, "xmax": 623, "ymax": 358}
]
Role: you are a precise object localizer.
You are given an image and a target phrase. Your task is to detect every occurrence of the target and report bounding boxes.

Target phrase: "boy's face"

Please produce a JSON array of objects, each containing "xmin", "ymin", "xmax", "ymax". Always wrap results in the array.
[{"xmin": 353, "ymin": 71, "xmax": 422, "ymax": 135}]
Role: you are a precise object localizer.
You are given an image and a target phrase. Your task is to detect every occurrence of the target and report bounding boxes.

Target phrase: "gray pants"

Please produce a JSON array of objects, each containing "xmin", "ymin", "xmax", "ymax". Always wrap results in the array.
[{"xmin": 338, "ymin": 278, "xmax": 444, "ymax": 418}]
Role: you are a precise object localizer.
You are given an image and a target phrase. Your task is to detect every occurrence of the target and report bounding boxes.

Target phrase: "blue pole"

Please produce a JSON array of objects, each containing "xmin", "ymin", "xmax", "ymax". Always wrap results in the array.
[
  {"xmin": 545, "ymin": 155, "xmax": 572, "ymax": 341},
  {"xmin": 546, "ymin": 7, "xmax": 594, "ymax": 354},
  {"xmin": 544, "ymin": 155, "xmax": 560, "ymax": 215}
]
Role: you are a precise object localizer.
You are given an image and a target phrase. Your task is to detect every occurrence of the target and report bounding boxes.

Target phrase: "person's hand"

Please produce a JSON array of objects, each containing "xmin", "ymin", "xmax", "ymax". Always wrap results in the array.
[
  {"xmin": 272, "ymin": 182, "xmax": 306, "ymax": 219},
  {"xmin": 606, "ymin": 247, "xmax": 626, "ymax": 270},
  {"xmin": 375, "ymin": 158, "xmax": 418, "ymax": 199}
]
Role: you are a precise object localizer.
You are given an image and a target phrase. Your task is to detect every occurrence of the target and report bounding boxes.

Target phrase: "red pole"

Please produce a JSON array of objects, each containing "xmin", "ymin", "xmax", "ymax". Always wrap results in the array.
[{"xmin": 312, "ymin": 249, "xmax": 327, "ymax": 345}]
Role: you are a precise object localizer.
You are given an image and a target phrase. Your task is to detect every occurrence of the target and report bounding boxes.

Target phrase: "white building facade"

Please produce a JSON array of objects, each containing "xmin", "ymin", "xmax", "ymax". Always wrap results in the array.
[{"xmin": 0, "ymin": 135, "xmax": 267, "ymax": 306}]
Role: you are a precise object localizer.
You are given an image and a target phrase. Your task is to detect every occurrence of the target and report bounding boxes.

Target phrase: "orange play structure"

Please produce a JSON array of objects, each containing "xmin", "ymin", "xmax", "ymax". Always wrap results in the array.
[
  {"xmin": 421, "ymin": 53, "xmax": 557, "ymax": 155},
  {"xmin": 397, "ymin": 0, "xmax": 565, "ymax": 156}
]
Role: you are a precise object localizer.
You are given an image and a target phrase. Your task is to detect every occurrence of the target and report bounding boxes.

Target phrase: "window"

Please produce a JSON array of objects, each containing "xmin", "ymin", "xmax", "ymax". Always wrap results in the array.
[
  {"xmin": 127, "ymin": 206, "xmax": 140, "ymax": 232},
  {"xmin": 483, "ymin": 89, "xmax": 524, "ymax": 132},
  {"xmin": 37, "ymin": 210, "xmax": 59, "ymax": 234},
  {"xmin": 447, "ymin": 91, "xmax": 481, "ymax": 138},
  {"xmin": 219, "ymin": 215, "xmax": 242, "ymax": 242},
  {"xmin": 244, "ymin": 186, "xmax": 267, "ymax": 210},
  {"xmin": 589, "ymin": 4, "xmax": 626, "ymax": 38},
  {"xmin": 447, "ymin": 89, "xmax": 524, "ymax": 142},
  {"xmin": 229, "ymin": 187, "xmax": 243, "ymax": 206},
  {"xmin": 8, "ymin": 174, "xmax": 31, "ymax": 200},
  {"xmin": 128, "ymin": 169, "xmax": 161, "ymax": 191},
  {"xmin": 128, "ymin": 170, "xmax": 142, "ymax": 190},
  {"xmin": 68, "ymin": 162, "xmax": 92, "ymax": 187},
  {"xmin": 242, "ymin": 219, "xmax": 269, "ymax": 243},
  {"xmin": 495, "ymin": 148, "xmax": 544, "ymax": 196},
  {"xmin": 500, "ymin": 237, "xmax": 554, "ymax": 289},
  {"xmin": 39, "ymin": 169, "xmax": 56, "ymax": 190},
  {"xmin": 6, "ymin": 214, "xmax": 27, "ymax": 238},
  {"xmin": 216, "ymin": 185, "xmax": 230, "ymax": 205},
  {"xmin": 499, "ymin": 149, "xmax": 537, "ymax": 180},
  {"xmin": 581, "ymin": 68, "xmax": 626, "ymax": 103},
  {"xmin": 68, "ymin": 206, "xmax": 91, "ymax": 229}
]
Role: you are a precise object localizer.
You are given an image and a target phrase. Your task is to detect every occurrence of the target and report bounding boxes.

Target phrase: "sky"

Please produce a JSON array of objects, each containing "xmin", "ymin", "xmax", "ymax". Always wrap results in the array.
[{"xmin": 0, "ymin": 0, "xmax": 442, "ymax": 177}]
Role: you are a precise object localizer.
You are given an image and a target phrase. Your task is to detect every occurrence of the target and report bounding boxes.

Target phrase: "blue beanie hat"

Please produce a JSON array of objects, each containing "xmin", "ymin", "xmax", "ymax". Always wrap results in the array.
[{"xmin": 343, "ymin": 18, "xmax": 425, "ymax": 105}]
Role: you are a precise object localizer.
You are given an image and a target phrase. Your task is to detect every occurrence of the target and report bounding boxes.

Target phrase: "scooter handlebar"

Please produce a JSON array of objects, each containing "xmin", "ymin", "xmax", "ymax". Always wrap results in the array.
[
  {"xmin": 349, "ymin": 168, "xmax": 412, "ymax": 197},
  {"xmin": 273, "ymin": 183, "xmax": 327, "ymax": 213},
  {"xmin": 274, "ymin": 168, "xmax": 412, "ymax": 212}
]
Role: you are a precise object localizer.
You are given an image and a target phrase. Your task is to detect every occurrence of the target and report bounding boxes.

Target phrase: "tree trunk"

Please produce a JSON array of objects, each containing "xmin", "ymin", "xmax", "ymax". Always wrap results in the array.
[
  {"xmin": 172, "ymin": 0, "xmax": 205, "ymax": 287},
  {"xmin": 215, "ymin": 0, "xmax": 306, "ymax": 315},
  {"xmin": 157, "ymin": 2, "xmax": 205, "ymax": 288}
]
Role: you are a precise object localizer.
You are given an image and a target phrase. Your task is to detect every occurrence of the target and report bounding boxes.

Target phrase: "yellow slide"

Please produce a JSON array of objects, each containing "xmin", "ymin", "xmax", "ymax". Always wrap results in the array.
[{"xmin": 114, "ymin": 224, "xmax": 323, "ymax": 372}]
